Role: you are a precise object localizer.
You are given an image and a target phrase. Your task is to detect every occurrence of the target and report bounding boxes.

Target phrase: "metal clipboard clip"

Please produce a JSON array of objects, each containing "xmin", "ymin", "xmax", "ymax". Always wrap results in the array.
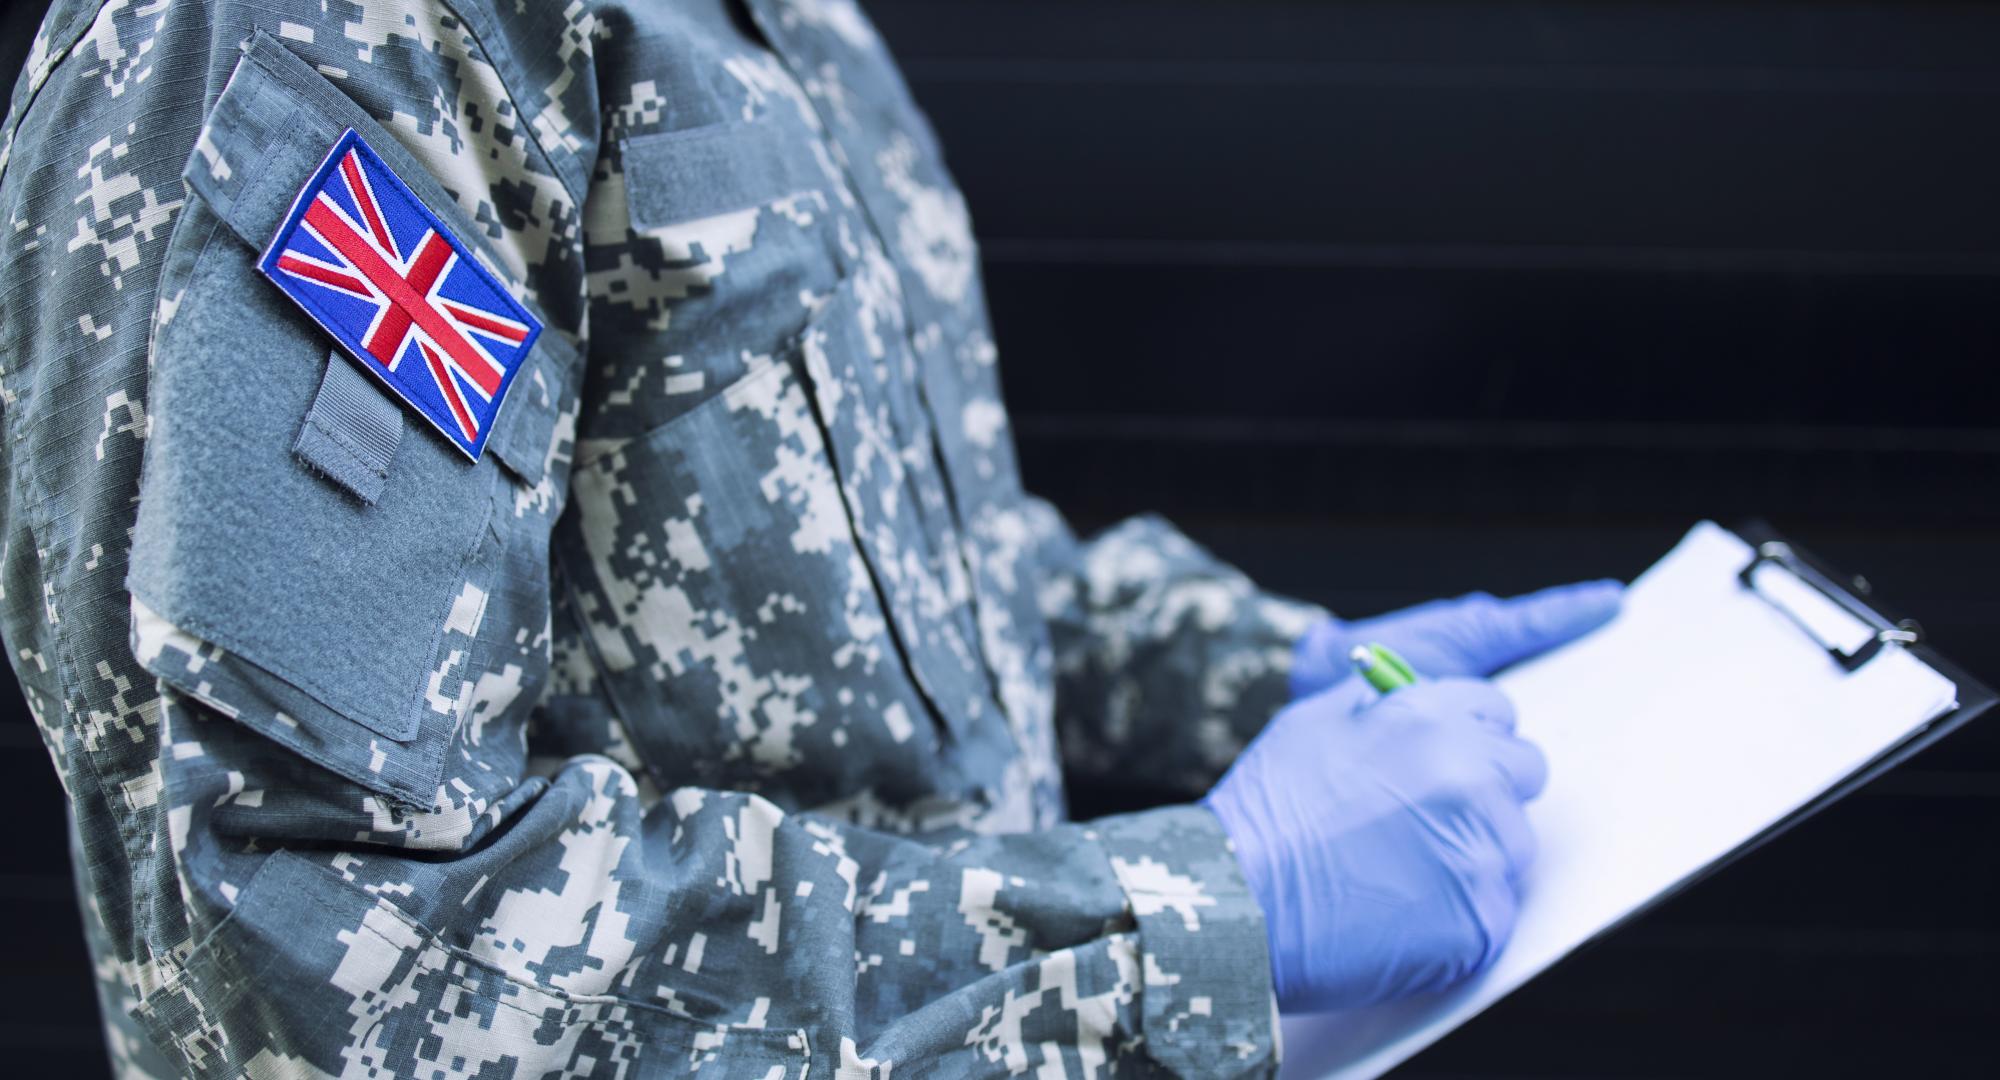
[{"xmin": 1737, "ymin": 540, "xmax": 1922, "ymax": 673}]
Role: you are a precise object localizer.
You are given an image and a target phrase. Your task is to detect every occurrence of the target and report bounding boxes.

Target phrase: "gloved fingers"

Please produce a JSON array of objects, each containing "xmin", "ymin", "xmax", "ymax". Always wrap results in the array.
[
  {"xmin": 1377, "ymin": 677, "xmax": 1519, "ymax": 735},
  {"xmin": 1349, "ymin": 595, "xmax": 1456, "ymax": 636},
  {"xmin": 1457, "ymin": 836, "xmax": 1524, "ymax": 977},
  {"xmin": 1243, "ymin": 676, "xmax": 1377, "ymax": 771},
  {"xmin": 1347, "ymin": 599, "xmax": 1472, "ymax": 676},
  {"xmin": 1292, "ymin": 672, "xmax": 1379, "ymax": 721},
  {"xmin": 1485, "ymin": 794, "xmax": 1540, "ymax": 884},
  {"xmin": 1365, "ymin": 580, "xmax": 1622, "ymax": 678},
  {"xmin": 1483, "ymin": 732, "xmax": 1550, "ymax": 803},
  {"xmin": 1287, "ymin": 617, "xmax": 1351, "ymax": 699},
  {"xmin": 1455, "ymin": 580, "xmax": 1623, "ymax": 674}
]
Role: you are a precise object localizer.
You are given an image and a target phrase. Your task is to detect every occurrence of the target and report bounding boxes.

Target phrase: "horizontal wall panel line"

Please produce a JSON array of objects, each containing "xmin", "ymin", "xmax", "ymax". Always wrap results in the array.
[
  {"xmin": 1866, "ymin": 771, "xmax": 2000, "ymax": 798},
  {"xmin": 1612, "ymin": 925, "xmax": 2000, "ymax": 956},
  {"xmin": 978, "ymin": 238, "xmax": 2000, "ymax": 275},
  {"xmin": 0, "ymin": 1024, "xmax": 122, "ymax": 1048},
  {"xmin": 871, "ymin": 1, "xmax": 2000, "ymax": 72},
  {"xmin": 1012, "ymin": 416, "xmax": 2000, "ymax": 455},
  {"xmin": 904, "ymin": 58, "xmax": 2000, "ymax": 94},
  {"xmin": 0, "ymin": 874, "xmax": 80, "ymax": 902}
]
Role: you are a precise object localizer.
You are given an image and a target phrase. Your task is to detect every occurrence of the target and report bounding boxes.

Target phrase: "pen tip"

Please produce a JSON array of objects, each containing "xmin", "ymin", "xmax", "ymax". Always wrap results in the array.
[{"xmin": 1349, "ymin": 644, "xmax": 1375, "ymax": 667}]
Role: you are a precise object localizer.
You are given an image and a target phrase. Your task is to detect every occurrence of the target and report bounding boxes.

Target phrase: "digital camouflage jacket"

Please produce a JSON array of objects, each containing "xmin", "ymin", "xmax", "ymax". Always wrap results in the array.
[{"xmin": 0, "ymin": 1, "xmax": 1324, "ymax": 1075}]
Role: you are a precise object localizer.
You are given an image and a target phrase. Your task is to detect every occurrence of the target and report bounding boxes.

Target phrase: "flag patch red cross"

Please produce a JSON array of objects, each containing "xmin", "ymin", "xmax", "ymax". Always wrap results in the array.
[{"xmin": 259, "ymin": 128, "xmax": 542, "ymax": 461}]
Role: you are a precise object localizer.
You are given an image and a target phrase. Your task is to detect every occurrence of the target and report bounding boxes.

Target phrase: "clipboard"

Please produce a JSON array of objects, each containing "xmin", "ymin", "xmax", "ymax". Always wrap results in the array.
[
  {"xmin": 1282, "ymin": 521, "xmax": 1996, "ymax": 1079},
  {"xmin": 1650, "ymin": 520, "xmax": 1999, "ymax": 903}
]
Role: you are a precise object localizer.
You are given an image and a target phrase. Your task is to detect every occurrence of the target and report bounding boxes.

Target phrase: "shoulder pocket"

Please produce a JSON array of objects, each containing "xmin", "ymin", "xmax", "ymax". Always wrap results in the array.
[{"xmin": 128, "ymin": 32, "xmax": 577, "ymax": 808}]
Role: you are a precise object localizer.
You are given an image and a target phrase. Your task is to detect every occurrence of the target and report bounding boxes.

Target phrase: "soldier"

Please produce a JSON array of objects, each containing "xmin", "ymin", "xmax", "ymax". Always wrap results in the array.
[{"xmin": 0, "ymin": 1, "xmax": 1618, "ymax": 1075}]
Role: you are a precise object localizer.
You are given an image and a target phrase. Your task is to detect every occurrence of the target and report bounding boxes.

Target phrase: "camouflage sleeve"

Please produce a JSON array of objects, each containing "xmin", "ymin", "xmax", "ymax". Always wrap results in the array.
[
  {"xmin": 0, "ymin": 2, "xmax": 1280, "ymax": 1075},
  {"xmin": 1025, "ymin": 501, "xmax": 1330, "ymax": 798},
  {"xmin": 141, "ymin": 691, "xmax": 1278, "ymax": 1076}
]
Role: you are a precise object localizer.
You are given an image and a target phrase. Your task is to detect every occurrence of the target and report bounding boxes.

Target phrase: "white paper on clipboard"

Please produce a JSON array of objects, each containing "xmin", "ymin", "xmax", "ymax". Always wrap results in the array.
[{"xmin": 1279, "ymin": 522, "xmax": 1959, "ymax": 1079}]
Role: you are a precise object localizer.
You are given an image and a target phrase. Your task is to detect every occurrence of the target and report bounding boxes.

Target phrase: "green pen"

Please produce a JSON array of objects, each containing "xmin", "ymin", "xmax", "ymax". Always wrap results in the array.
[{"xmin": 1349, "ymin": 642, "xmax": 1419, "ymax": 693}]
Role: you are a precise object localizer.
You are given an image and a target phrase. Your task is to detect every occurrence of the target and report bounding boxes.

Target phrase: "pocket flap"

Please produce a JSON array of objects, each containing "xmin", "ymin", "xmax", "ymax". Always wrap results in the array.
[
  {"xmin": 485, "ymin": 329, "xmax": 578, "ymax": 488},
  {"xmin": 621, "ymin": 120, "xmax": 822, "ymax": 229}
]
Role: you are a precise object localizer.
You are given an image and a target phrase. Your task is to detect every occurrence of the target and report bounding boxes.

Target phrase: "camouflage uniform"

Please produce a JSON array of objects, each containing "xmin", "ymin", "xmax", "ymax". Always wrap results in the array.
[{"xmin": 0, "ymin": 2, "xmax": 1324, "ymax": 1075}]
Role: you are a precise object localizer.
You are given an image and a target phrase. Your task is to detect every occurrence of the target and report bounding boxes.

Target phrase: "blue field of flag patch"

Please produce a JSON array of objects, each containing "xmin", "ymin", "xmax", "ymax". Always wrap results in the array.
[{"xmin": 259, "ymin": 128, "xmax": 542, "ymax": 462}]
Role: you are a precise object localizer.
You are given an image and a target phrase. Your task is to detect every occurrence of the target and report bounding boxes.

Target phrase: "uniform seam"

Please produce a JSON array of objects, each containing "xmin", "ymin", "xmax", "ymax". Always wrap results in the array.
[
  {"xmin": 551, "ymin": 361, "xmax": 801, "ymax": 790},
  {"xmin": 0, "ymin": 0, "xmax": 105, "ymax": 187},
  {"xmin": 786, "ymin": 326, "xmax": 963, "ymax": 743},
  {"xmin": 429, "ymin": 0, "xmax": 589, "ymax": 209},
  {"xmin": 282, "ymin": 849, "xmax": 813, "ymax": 1049},
  {"xmin": 80, "ymin": 196, "xmax": 236, "ymax": 1015},
  {"xmin": 548, "ymin": 549, "xmax": 672, "ymax": 784},
  {"xmin": 8, "ymin": 8, "xmax": 203, "ymax": 984}
]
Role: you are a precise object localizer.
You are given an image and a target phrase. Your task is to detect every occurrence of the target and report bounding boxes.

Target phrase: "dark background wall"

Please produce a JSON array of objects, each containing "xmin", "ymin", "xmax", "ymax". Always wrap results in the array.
[
  {"xmin": 889, "ymin": 3, "xmax": 2000, "ymax": 1074},
  {"xmin": 5, "ymin": 1, "xmax": 1999, "ymax": 1075}
]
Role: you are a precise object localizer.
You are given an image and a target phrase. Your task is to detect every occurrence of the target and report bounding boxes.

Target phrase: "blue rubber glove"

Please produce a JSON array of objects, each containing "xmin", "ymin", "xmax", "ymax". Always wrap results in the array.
[
  {"xmin": 1204, "ymin": 677, "xmax": 1546, "ymax": 1012},
  {"xmin": 1290, "ymin": 580, "xmax": 1623, "ymax": 700}
]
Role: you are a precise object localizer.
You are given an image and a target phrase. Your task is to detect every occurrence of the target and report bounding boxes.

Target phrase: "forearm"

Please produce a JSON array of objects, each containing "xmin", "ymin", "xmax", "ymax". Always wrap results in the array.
[
  {"xmin": 139, "ymin": 689, "xmax": 1276, "ymax": 1077},
  {"xmin": 1028, "ymin": 501, "xmax": 1326, "ymax": 795}
]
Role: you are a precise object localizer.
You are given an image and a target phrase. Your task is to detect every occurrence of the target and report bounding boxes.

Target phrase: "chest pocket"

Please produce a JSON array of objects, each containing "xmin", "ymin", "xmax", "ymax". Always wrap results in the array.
[
  {"xmin": 583, "ymin": 111, "xmax": 852, "ymax": 443},
  {"xmin": 127, "ymin": 32, "xmax": 578, "ymax": 809},
  {"xmin": 558, "ymin": 259, "xmax": 1005, "ymax": 802}
]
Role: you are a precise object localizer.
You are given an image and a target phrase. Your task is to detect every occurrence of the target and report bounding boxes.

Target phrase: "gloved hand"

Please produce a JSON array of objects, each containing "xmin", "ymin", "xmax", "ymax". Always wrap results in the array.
[
  {"xmin": 1204, "ymin": 677, "xmax": 1547, "ymax": 1013},
  {"xmin": 1290, "ymin": 580, "xmax": 1623, "ymax": 700}
]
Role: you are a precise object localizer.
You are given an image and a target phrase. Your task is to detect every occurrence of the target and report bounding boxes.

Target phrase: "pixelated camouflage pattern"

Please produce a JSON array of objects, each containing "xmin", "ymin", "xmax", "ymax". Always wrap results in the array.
[{"xmin": 0, "ymin": 1, "xmax": 1323, "ymax": 1075}]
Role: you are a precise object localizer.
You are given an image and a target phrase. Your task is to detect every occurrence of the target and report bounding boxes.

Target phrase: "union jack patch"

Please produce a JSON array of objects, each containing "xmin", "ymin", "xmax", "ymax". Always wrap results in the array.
[{"xmin": 259, "ymin": 129, "xmax": 541, "ymax": 462}]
